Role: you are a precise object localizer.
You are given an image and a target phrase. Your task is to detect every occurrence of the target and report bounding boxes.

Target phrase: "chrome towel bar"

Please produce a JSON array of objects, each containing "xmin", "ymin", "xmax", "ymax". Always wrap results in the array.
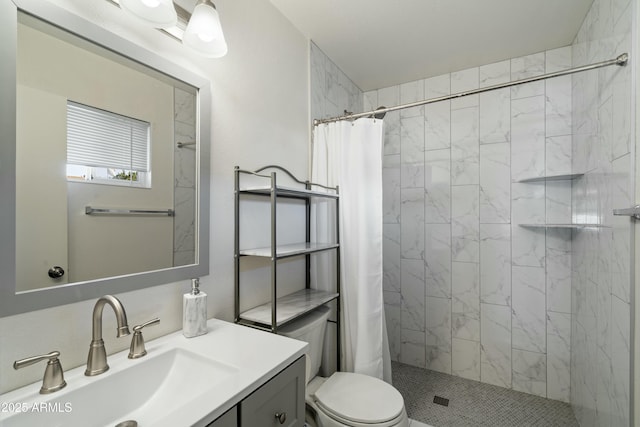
[{"xmin": 85, "ymin": 206, "xmax": 175, "ymax": 216}]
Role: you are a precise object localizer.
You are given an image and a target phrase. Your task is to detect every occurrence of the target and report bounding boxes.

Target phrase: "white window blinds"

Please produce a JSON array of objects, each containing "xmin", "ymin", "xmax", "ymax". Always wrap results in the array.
[{"xmin": 67, "ymin": 101, "xmax": 150, "ymax": 172}]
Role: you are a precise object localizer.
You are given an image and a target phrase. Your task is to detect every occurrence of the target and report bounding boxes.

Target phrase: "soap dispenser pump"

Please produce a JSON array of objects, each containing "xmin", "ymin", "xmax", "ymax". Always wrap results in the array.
[{"xmin": 183, "ymin": 278, "xmax": 207, "ymax": 338}]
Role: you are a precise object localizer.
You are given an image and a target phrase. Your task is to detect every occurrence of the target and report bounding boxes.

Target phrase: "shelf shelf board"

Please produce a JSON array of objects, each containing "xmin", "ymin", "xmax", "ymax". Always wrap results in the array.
[
  {"xmin": 240, "ymin": 242, "xmax": 339, "ymax": 258},
  {"xmin": 239, "ymin": 185, "xmax": 338, "ymax": 199},
  {"xmin": 239, "ymin": 289, "xmax": 339, "ymax": 328},
  {"xmin": 517, "ymin": 173, "xmax": 584, "ymax": 183},
  {"xmin": 519, "ymin": 223, "xmax": 608, "ymax": 229}
]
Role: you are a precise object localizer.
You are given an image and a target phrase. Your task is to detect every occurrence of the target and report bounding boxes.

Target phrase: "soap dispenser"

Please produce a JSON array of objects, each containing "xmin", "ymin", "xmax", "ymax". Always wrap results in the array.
[{"xmin": 183, "ymin": 278, "xmax": 207, "ymax": 338}]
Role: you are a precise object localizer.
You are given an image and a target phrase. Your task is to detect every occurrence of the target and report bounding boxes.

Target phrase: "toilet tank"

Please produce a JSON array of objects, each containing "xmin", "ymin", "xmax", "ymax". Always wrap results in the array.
[{"xmin": 278, "ymin": 305, "xmax": 331, "ymax": 381}]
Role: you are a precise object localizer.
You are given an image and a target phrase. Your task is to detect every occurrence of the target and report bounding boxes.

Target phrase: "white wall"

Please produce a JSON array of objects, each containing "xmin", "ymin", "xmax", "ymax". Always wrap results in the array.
[{"xmin": 0, "ymin": 0, "xmax": 309, "ymax": 394}]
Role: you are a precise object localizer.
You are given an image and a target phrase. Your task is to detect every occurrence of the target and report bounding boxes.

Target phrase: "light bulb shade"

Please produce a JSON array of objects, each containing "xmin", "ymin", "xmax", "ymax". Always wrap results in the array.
[
  {"xmin": 120, "ymin": 0, "xmax": 177, "ymax": 28},
  {"xmin": 183, "ymin": 0, "xmax": 228, "ymax": 58}
]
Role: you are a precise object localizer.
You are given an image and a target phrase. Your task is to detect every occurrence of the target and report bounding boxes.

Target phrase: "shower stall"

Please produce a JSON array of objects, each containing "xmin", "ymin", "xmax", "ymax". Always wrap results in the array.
[{"xmin": 310, "ymin": 0, "xmax": 636, "ymax": 425}]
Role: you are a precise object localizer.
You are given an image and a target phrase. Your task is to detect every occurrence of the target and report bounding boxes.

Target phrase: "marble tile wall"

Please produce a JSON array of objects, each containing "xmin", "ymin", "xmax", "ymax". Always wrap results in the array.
[
  {"xmin": 366, "ymin": 46, "xmax": 576, "ymax": 402},
  {"xmin": 570, "ymin": 0, "xmax": 633, "ymax": 425},
  {"xmin": 308, "ymin": 1, "xmax": 634, "ymax": 418},
  {"xmin": 310, "ymin": 42, "xmax": 363, "ymax": 124},
  {"xmin": 173, "ymin": 87, "xmax": 197, "ymax": 266}
]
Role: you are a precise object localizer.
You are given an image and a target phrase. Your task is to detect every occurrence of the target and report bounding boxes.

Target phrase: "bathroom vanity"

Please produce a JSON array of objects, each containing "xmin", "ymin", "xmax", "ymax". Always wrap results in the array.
[
  {"xmin": 211, "ymin": 356, "xmax": 305, "ymax": 427},
  {"xmin": 0, "ymin": 319, "xmax": 307, "ymax": 427}
]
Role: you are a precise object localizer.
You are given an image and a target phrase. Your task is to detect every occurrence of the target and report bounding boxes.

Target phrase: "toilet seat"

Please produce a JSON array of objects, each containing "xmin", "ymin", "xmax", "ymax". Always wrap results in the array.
[
  {"xmin": 315, "ymin": 403, "xmax": 407, "ymax": 427},
  {"xmin": 313, "ymin": 372, "xmax": 405, "ymax": 426}
]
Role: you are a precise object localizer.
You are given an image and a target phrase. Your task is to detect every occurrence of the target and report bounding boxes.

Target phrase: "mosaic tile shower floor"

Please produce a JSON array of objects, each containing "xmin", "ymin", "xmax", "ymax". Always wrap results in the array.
[{"xmin": 392, "ymin": 362, "xmax": 579, "ymax": 427}]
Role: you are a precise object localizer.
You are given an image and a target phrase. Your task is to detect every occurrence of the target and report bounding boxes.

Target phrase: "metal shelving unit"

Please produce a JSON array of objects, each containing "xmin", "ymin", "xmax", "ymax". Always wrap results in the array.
[{"xmin": 233, "ymin": 165, "xmax": 340, "ymax": 367}]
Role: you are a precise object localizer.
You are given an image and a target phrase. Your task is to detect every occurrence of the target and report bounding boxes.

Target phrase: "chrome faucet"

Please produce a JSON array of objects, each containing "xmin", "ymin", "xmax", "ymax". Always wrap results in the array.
[{"xmin": 85, "ymin": 295, "xmax": 130, "ymax": 376}]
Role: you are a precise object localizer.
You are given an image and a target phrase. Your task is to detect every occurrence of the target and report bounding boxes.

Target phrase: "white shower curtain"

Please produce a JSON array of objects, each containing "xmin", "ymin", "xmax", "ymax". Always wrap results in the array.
[{"xmin": 311, "ymin": 118, "xmax": 392, "ymax": 383}]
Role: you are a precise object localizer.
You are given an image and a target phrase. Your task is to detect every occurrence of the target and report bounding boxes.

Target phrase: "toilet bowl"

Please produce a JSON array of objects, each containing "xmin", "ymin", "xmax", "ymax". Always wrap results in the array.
[{"xmin": 279, "ymin": 306, "xmax": 408, "ymax": 427}]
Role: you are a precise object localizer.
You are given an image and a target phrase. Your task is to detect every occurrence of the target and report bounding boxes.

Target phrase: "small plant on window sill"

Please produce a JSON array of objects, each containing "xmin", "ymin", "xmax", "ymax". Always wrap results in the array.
[{"xmin": 112, "ymin": 170, "xmax": 138, "ymax": 182}]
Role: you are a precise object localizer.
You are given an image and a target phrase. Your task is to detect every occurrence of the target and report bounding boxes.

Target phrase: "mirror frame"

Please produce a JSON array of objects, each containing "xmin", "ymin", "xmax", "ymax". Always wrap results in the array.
[{"xmin": 0, "ymin": 0, "xmax": 211, "ymax": 317}]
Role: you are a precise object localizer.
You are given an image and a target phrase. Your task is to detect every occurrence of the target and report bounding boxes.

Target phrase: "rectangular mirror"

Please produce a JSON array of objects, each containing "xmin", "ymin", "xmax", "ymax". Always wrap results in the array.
[{"xmin": 0, "ymin": 0, "xmax": 210, "ymax": 316}]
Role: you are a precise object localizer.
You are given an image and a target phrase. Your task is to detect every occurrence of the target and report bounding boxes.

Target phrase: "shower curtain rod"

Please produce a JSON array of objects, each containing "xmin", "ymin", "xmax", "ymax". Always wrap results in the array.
[{"xmin": 313, "ymin": 53, "xmax": 629, "ymax": 126}]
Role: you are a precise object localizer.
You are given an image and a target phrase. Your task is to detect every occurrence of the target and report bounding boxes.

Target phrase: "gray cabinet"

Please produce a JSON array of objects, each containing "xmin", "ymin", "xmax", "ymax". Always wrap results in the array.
[
  {"xmin": 204, "ymin": 356, "xmax": 305, "ymax": 427},
  {"xmin": 206, "ymin": 407, "xmax": 237, "ymax": 427},
  {"xmin": 240, "ymin": 356, "xmax": 305, "ymax": 427}
]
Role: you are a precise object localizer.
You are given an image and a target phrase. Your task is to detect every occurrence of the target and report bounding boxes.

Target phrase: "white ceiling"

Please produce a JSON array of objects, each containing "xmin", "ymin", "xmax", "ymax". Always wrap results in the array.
[{"xmin": 269, "ymin": 0, "xmax": 595, "ymax": 91}]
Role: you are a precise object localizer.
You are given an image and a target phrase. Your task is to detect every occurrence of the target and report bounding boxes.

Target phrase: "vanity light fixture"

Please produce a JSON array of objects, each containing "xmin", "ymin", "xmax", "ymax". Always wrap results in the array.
[
  {"xmin": 107, "ymin": 0, "xmax": 227, "ymax": 58},
  {"xmin": 183, "ymin": 0, "xmax": 228, "ymax": 58},
  {"xmin": 119, "ymin": 0, "xmax": 178, "ymax": 28}
]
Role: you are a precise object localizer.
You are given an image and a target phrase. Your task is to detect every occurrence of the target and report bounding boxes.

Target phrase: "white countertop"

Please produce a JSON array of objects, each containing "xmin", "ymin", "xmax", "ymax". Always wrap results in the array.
[{"xmin": 0, "ymin": 318, "xmax": 307, "ymax": 427}]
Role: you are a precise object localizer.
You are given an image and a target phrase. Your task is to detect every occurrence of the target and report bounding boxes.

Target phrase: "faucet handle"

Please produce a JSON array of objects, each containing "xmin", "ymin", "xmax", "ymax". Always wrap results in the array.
[
  {"xmin": 14, "ymin": 351, "xmax": 67, "ymax": 394},
  {"xmin": 128, "ymin": 318, "xmax": 160, "ymax": 359}
]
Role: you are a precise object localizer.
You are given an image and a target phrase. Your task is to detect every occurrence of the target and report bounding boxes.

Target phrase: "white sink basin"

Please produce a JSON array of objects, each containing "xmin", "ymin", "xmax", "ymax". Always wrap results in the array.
[
  {"xmin": 1, "ymin": 348, "xmax": 238, "ymax": 427},
  {"xmin": 0, "ymin": 319, "xmax": 307, "ymax": 427}
]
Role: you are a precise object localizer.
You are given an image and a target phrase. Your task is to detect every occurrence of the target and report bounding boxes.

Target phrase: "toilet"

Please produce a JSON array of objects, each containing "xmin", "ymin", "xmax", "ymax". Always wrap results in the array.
[{"xmin": 279, "ymin": 306, "xmax": 409, "ymax": 427}]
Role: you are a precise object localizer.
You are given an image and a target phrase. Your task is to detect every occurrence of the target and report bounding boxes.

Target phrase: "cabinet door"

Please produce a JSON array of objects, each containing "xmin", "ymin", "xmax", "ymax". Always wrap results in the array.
[
  {"xmin": 240, "ymin": 356, "xmax": 305, "ymax": 427},
  {"xmin": 207, "ymin": 406, "xmax": 237, "ymax": 427}
]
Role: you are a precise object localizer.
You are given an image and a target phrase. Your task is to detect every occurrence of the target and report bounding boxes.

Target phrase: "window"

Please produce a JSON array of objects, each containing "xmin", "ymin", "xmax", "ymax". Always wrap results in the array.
[{"xmin": 66, "ymin": 101, "xmax": 151, "ymax": 187}]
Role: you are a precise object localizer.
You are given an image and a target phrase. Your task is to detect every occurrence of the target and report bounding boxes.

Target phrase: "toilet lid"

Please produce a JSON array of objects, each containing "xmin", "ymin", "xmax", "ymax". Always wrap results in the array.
[{"xmin": 314, "ymin": 372, "xmax": 404, "ymax": 424}]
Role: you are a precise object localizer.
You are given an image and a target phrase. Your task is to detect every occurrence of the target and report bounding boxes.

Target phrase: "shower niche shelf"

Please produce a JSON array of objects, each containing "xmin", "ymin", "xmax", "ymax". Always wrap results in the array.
[
  {"xmin": 516, "ymin": 172, "xmax": 599, "ymax": 229},
  {"xmin": 518, "ymin": 223, "xmax": 608, "ymax": 229},
  {"xmin": 234, "ymin": 165, "xmax": 341, "ymax": 359},
  {"xmin": 517, "ymin": 172, "xmax": 584, "ymax": 183}
]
